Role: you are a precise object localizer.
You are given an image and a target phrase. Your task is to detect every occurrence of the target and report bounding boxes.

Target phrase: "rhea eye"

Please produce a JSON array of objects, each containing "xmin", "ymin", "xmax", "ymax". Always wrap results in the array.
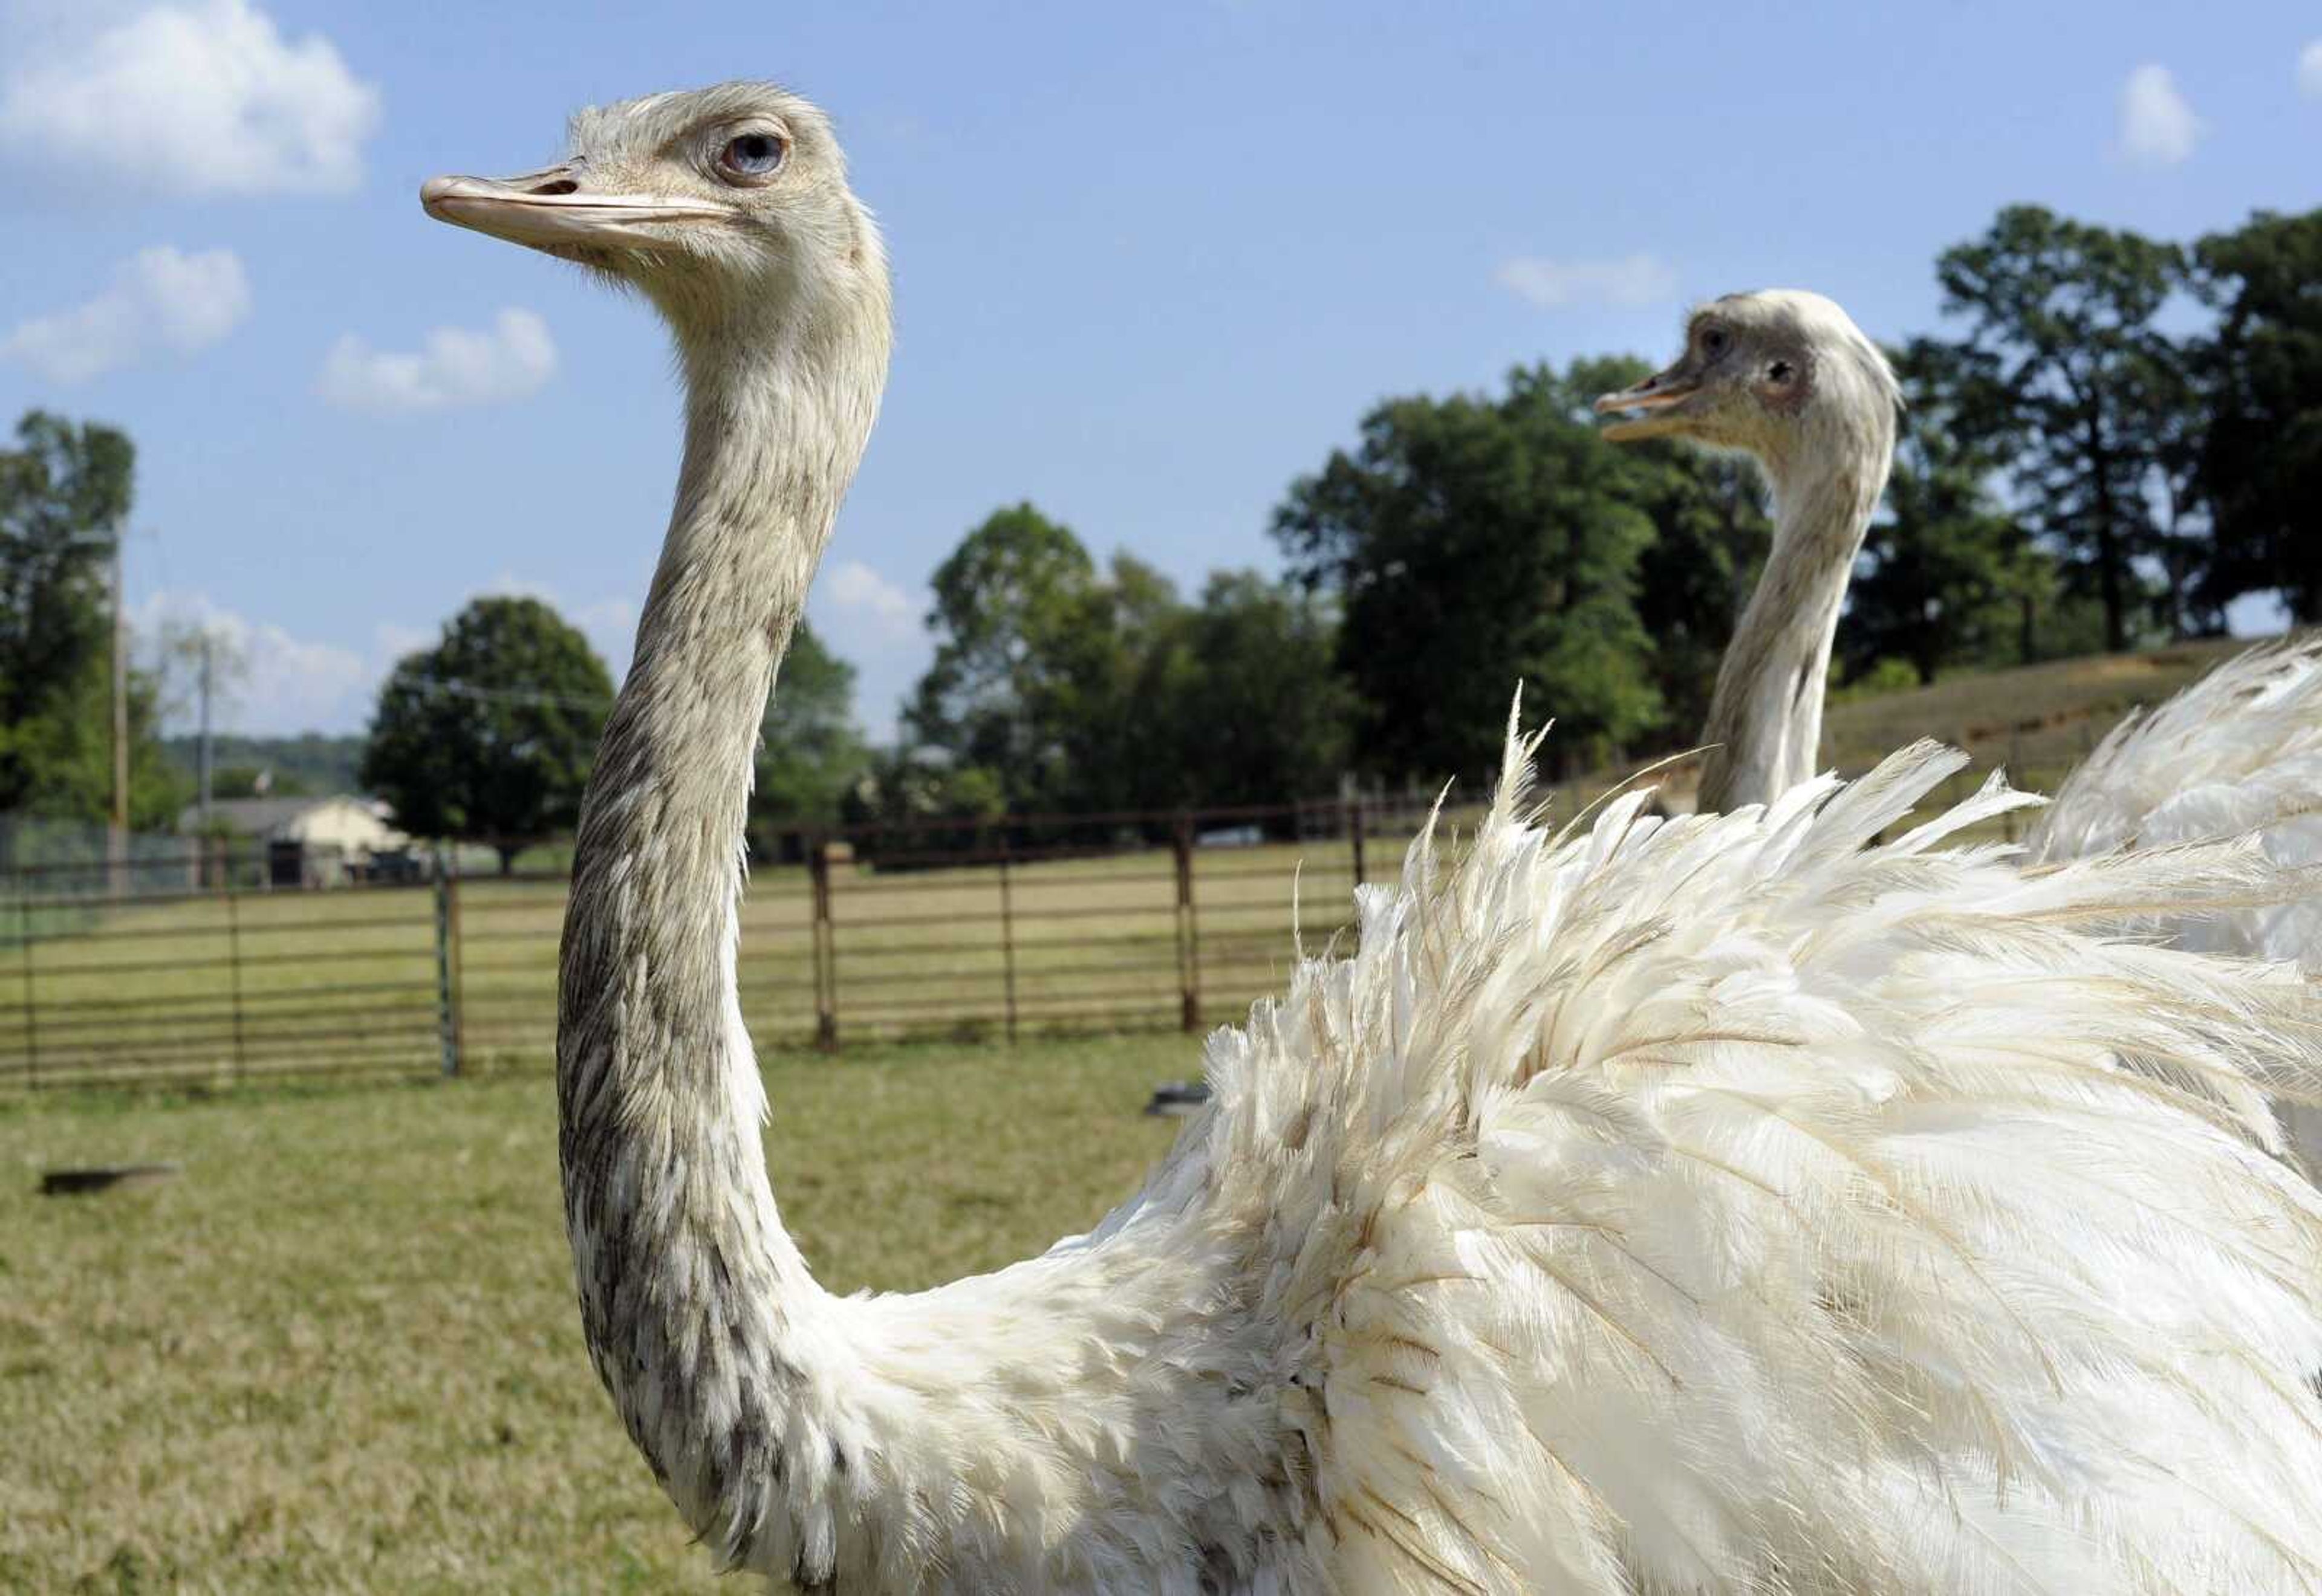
[
  {"xmin": 1700, "ymin": 325, "xmax": 1730, "ymax": 357},
  {"xmin": 1767, "ymin": 359, "xmax": 1795, "ymax": 384},
  {"xmin": 717, "ymin": 132, "xmax": 785, "ymax": 181}
]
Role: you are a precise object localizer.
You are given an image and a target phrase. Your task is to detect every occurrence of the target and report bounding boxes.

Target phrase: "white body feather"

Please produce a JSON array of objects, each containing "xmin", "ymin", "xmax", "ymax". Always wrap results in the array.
[
  {"xmin": 2028, "ymin": 638, "xmax": 2322, "ymax": 1168},
  {"xmin": 722, "ymin": 730, "xmax": 2322, "ymax": 1592}
]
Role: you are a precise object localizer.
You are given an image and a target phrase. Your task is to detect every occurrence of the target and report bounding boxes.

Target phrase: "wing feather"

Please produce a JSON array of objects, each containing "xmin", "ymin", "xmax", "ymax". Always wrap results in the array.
[{"xmin": 1228, "ymin": 731, "xmax": 2322, "ymax": 1593}]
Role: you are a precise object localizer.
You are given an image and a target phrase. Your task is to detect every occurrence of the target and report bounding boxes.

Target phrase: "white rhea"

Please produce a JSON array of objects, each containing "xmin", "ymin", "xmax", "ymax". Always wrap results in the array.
[
  {"xmin": 1598, "ymin": 289, "xmax": 2322, "ymax": 1170},
  {"xmin": 429, "ymin": 91, "xmax": 2322, "ymax": 1592},
  {"xmin": 1595, "ymin": 291, "xmax": 1904, "ymax": 813}
]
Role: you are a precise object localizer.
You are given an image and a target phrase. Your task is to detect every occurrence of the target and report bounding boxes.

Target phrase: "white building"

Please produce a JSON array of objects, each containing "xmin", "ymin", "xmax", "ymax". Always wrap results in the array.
[{"xmin": 177, "ymin": 795, "xmax": 409, "ymax": 886}]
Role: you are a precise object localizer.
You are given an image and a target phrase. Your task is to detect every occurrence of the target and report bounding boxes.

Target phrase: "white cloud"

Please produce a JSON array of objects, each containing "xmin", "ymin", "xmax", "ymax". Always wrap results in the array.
[
  {"xmin": 2117, "ymin": 63, "xmax": 2203, "ymax": 167},
  {"xmin": 2300, "ymin": 40, "xmax": 2322, "ymax": 100},
  {"xmin": 136, "ymin": 591, "xmax": 370, "ymax": 733},
  {"xmin": 0, "ymin": 0, "xmax": 380, "ymax": 197},
  {"xmin": 1, "ymin": 245, "xmax": 250, "ymax": 383},
  {"xmin": 808, "ymin": 561, "xmax": 926, "ymax": 741},
  {"xmin": 1493, "ymin": 253, "xmax": 1679, "ymax": 310},
  {"xmin": 371, "ymin": 621, "xmax": 434, "ymax": 666},
  {"xmin": 823, "ymin": 560, "xmax": 919, "ymax": 640},
  {"xmin": 317, "ymin": 310, "xmax": 557, "ymax": 415}
]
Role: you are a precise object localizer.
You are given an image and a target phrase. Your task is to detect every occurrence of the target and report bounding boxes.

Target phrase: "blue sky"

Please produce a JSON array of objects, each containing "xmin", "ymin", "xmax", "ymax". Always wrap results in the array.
[{"xmin": 1, "ymin": 1, "xmax": 2317, "ymax": 739}]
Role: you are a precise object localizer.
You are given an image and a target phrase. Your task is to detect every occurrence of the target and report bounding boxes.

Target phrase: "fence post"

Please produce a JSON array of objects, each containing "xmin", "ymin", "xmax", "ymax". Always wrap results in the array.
[
  {"xmin": 997, "ymin": 840, "xmax": 1019, "ymax": 1045},
  {"xmin": 224, "ymin": 886, "xmax": 247, "ymax": 1083},
  {"xmin": 810, "ymin": 839, "xmax": 839, "ymax": 1053},
  {"xmin": 1173, "ymin": 815, "xmax": 1200, "ymax": 1033},
  {"xmin": 446, "ymin": 861, "xmax": 465, "ymax": 1070},
  {"xmin": 17, "ymin": 890, "xmax": 36, "ymax": 1091},
  {"xmin": 1348, "ymin": 797, "xmax": 1367, "ymax": 889},
  {"xmin": 432, "ymin": 849, "xmax": 461, "ymax": 1077}
]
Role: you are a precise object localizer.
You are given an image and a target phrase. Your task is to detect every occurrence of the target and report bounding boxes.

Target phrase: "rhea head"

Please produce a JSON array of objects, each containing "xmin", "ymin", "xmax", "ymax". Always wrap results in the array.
[
  {"xmin": 1592, "ymin": 290, "xmax": 1899, "ymax": 486},
  {"xmin": 420, "ymin": 81, "xmax": 888, "ymax": 350}
]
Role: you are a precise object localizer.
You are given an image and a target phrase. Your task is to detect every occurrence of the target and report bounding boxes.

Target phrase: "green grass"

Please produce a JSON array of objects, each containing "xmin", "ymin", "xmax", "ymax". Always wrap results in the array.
[{"xmin": 0, "ymin": 1034, "xmax": 1193, "ymax": 1592}]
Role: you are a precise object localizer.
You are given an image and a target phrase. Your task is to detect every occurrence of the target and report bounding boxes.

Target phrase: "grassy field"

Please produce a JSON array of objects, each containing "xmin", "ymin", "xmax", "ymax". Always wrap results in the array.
[
  {"xmin": 1816, "ymin": 634, "xmax": 2250, "ymax": 782},
  {"xmin": 0, "ymin": 1034, "xmax": 1194, "ymax": 1592}
]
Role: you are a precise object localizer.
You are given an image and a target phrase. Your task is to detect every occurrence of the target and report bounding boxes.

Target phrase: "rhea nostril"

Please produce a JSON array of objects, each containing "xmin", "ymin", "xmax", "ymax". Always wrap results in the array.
[{"xmin": 528, "ymin": 178, "xmax": 579, "ymax": 196}]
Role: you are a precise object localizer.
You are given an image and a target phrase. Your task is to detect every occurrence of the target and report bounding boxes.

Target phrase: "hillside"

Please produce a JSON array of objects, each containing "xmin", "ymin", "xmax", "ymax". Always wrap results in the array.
[
  {"xmin": 1540, "ymin": 636, "xmax": 2269, "ymax": 820},
  {"xmin": 1817, "ymin": 636, "xmax": 2255, "ymax": 788},
  {"xmin": 158, "ymin": 733, "xmax": 368, "ymax": 797}
]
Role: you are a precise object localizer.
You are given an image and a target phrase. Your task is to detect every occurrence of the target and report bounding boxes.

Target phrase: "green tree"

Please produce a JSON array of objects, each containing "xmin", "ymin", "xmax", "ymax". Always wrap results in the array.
[
  {"xmin": 361, "ymin": 597, "xmax": 612, "ymax": 873},
  {"xmin": 0, "ymin": 661, "xmax": 184, "ymax": 833},
  {"xmin": 749, "ymin": 620, "xmax": 868, "ymax": 854},
  {"xmin": 838, "ymin": 744, "xmax": 1007, "ymax": 835},
  {"xmin": 0, "ymin": 412, "xmax": 183, "ymax": 839},
  {"xmin": 1273, "ymin": 362, "xmax": 1663, "ymax": 785},
  {"xmin": 1840, "ymin": 339, "xmax": 2049, "ymax": 683},
  {"xmin": 905, "ymin": 507, "xmax": 1198, "ymax": 814},
  {"xmin": 1146, "ymin": 571, "xmax": 1351, "ymax": 814},
  {"xmin": 2143, "ymin": 339, "xmax": 2224, "ymax": 639},
  {"xmin": 903, "ymin": 506, "xmax": 1358, "ymax": 817},
  {"xmin": 1934, "ymin": 205, "xmax": 2186, "ymax": 652},
  {"xmin": 1038, "ymin": 551, "xmax": 1186, "ymax": 816},
  {"xmin": 905, "ymin": 504, "xmax": 1104, "ymax": 811},
  {"xmin": 2192, "ymin": 209, "xmax": 2322, "ymax": 621}
]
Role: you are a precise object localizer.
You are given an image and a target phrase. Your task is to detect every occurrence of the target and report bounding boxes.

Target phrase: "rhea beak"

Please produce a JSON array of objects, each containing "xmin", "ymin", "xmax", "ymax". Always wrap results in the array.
[
  {"xmin": 1593, "ymin": 368, "xmax": 1703, "ymax": 444},
  {"xmin": 420, "ymin": 163, "xmax": 729, "ymax": 252}
]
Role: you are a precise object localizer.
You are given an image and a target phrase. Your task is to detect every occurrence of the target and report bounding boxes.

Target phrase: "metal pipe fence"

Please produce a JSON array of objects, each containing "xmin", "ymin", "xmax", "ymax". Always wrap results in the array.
[{"xmin": 0, "ymin": 751, "xmax": 2066, "ymax": 1092}]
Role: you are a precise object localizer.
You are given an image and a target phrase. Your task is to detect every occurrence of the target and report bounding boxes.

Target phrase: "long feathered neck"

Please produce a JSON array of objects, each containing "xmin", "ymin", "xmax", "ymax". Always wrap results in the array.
[
  {"xmin": 556, "ymin": 265, "xmax": 891, "ymax": 1567},
  {"xmin": 552, "ymin": 255, "xmax": 1288, "ymax": 1594},
  {"xmin": 1695, "ymin": 408, "xmax": 1893, "ymax": 811}
]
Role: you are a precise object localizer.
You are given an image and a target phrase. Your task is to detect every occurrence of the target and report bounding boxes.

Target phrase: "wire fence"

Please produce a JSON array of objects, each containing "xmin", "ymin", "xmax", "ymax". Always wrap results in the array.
[
  {"xmin": 440, "ymin": 791, "xmax": 1478, "ymax": 1068},
  {"xmin": 0, "ymin": 874, "xmax": 449, "ymax": 1089},
  {"xmin": 0, "ymin": 794, "xmax": 1444, "ymax": 1091},
  {"xmin": 0, "ymin": 743, "xmax": 2071, "ymax": 1093}
]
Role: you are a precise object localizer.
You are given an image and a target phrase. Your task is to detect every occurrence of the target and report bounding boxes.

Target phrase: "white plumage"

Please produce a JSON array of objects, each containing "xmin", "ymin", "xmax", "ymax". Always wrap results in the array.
[
  {"xmin": 1165, "ymin": 722, "xmax": 2322, "ymax": 1592},
  {"xmin": 766, "ymin": 724, "xmax": 2322, "ymax": 1592},
  {"xmin": 428, "ymin": 88, "xmax": 2322, "ymax": 1592},
  {"xmin": 2031, "ymin": 640, "xmax": 2322, "ymax": 1170},
  {"xmin": 2029, "ymin": 637, "xmax": 2322, "ymax": 962}
]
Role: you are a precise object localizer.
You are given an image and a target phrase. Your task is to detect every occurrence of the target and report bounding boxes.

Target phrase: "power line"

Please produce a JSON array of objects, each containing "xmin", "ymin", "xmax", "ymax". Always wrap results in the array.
[{"xmin": 394, "ymin": 673, "xmax": 616, "ymax": 712}]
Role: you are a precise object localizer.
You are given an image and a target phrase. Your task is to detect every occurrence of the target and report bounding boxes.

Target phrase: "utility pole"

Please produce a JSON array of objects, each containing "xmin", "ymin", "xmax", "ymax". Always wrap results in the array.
[
  {"xmin": 109, "ymin": 530, "xmax": 128, "ymax": 898},
  {"xmin": 197, "ymin": 633, "xmax": 214, "ymax": 830}
]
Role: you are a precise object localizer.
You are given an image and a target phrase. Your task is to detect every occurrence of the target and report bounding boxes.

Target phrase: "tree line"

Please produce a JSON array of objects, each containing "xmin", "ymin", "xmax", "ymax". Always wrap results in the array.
[
  {"xmin": 0, "ymin": 413, "xmax": 184, "ymax": 861},
  {"xmin": 4, "ymin": 202, "xmax": 2313, "ymax": 868}
]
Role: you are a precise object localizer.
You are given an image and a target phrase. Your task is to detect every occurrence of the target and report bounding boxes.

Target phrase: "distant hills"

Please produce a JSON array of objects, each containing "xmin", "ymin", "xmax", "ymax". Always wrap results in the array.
[{"xmin": 159, "ymin": 733, "xmax": 368, "ymax": 798}]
